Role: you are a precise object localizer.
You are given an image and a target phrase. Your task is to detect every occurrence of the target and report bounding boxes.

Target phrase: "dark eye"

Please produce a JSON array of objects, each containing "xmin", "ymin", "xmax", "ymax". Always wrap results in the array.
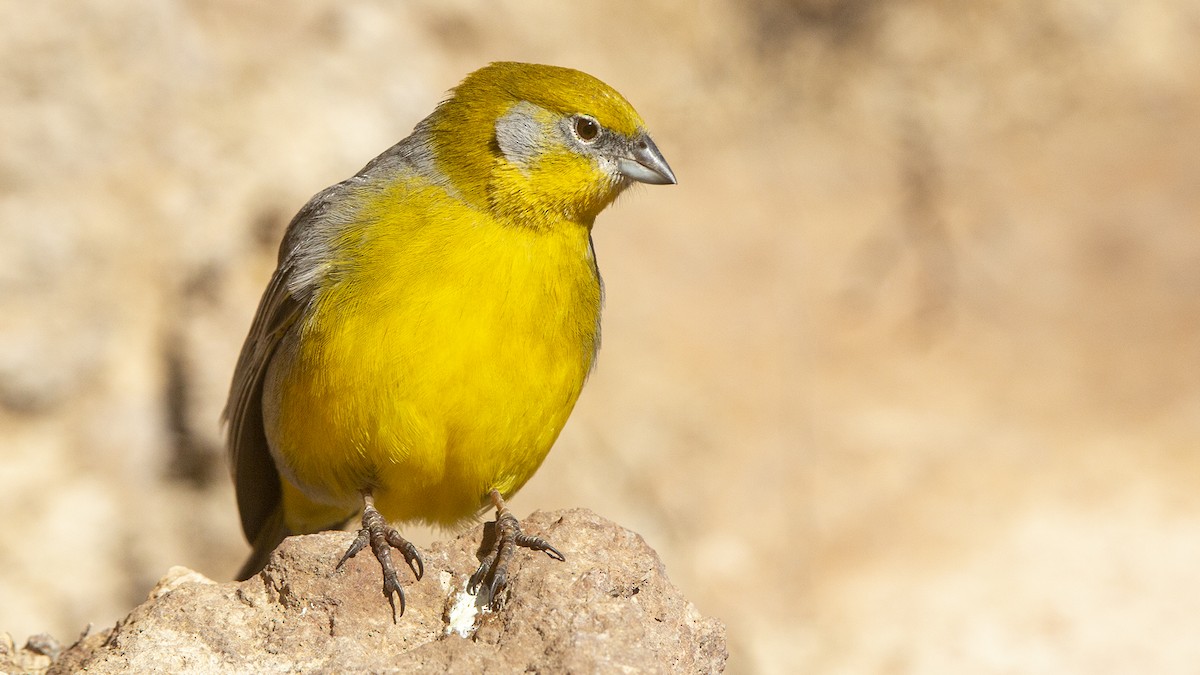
[{"xmin": 573, "ymin": 116, "xmax": 600, "ymax": 143}]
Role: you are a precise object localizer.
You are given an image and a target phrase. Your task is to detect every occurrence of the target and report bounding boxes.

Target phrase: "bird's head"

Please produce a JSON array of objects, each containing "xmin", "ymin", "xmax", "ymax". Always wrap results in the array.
[{"xmin": 427, "ymin": 62, "xmax": 675, "ymax": 228}]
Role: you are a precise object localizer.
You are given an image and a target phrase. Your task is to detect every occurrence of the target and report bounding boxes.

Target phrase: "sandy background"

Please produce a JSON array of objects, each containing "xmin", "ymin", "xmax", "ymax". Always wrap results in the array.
[{"xmin": 3, "ymin": 1, "xmax": 1199, "ymax": 672}]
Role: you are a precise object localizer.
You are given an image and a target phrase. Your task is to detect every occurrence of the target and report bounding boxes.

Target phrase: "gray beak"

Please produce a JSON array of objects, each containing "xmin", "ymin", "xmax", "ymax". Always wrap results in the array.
[{"xmin": 617, "ymin": 134, "xmax": 677, "ymax": 185}]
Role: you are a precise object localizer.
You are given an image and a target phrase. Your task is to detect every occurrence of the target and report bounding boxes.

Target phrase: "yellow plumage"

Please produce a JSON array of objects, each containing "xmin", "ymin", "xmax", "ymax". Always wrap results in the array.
[
  {"xmin": 266, "ymin": 185, "xmax": 600, "ymax": 528},
  {"xmin": 225, "ymin": 62, "xmax": 674, "ymax": 612}
]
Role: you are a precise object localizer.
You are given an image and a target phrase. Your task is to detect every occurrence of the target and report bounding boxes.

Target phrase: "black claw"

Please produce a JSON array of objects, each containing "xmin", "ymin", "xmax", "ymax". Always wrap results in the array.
[
  {"xmin": 336, "ymin": 529, "xmax": 370, "ymax": 571},
  {"xmin": 487, "ymin": 569, "xmax": 508, "ymax": 602},
  {"xmin": 514, "ymin": 533, "xmax": 565, "ymax": 561},
  {"xmin": 467, "ymin": 559, "xmax": 491, "ymax": 595},
  {"xmin": 383, "ymin": 572, "xmax": 405, "ymax": 621},
  {"xmin": 386, "ymin": 529, "xmax": 424, "ymax": 580}
]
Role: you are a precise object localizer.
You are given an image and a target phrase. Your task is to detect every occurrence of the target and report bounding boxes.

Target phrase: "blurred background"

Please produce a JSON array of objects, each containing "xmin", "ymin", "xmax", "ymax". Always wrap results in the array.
[{"xmin": 3, "ymin": 1, "xmax": 1199, "ymax": 672}]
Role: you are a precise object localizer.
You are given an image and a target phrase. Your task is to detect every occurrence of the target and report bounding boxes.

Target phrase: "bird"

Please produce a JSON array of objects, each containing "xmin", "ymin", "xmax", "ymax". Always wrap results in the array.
[{"xmin": 224, "ymin": 62, "xmax": 675, "ymax": 618}]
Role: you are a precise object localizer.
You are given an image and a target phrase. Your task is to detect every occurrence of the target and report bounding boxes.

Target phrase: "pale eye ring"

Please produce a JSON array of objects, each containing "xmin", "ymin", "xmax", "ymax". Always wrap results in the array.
[{"xmin": 573, "ymin": 115, "xmax": 601, "ymax": 143}]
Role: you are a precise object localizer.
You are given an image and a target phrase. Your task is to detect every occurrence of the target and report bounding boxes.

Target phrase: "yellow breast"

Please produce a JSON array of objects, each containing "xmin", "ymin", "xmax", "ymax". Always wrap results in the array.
[{"xmin": 264, "ymin": 181, "xmax": 602, "ymax": 528}]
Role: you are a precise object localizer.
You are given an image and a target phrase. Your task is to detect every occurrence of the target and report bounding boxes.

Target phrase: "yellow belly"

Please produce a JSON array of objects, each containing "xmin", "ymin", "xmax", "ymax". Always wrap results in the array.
[{"xmin": 263, "ymin": 189, "xmax": 601, "ymax": 530}]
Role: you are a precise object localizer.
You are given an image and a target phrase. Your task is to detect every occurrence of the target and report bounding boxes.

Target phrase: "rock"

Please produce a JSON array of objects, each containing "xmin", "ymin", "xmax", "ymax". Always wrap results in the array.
[
  {"xmin": 0, "ymin": 632, "xmax": 58, "ymax": 674},
  {"xmin": 46, "ymin": 509, "xmax": 726, "ymax": 674}
]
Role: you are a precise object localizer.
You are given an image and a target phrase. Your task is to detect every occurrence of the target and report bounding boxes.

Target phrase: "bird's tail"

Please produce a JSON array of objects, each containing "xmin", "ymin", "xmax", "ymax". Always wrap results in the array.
[{"xmin": 236, "ymin": 504, "xmax": 289, "ymax": 581}]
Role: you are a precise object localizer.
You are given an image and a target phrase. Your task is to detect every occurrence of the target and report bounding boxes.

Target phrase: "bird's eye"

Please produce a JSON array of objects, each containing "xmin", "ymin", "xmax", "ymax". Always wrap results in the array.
[{"xmin": 573, "ymin": 116, "xmax": 600, "ymax": 143}]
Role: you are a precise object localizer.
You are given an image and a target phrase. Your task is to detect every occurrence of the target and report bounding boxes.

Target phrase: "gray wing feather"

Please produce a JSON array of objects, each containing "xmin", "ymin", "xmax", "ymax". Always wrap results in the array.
[
  {"xmin": 223, "ymin": 191, "xmax": 340, "ymax": 544},
  {"xmin": 224, "ymin": 128, "xmax": 438, "ymax": 545},
  {"xmin": 224, "ymin": 261, "xmax": 302, "ymax": 543}
]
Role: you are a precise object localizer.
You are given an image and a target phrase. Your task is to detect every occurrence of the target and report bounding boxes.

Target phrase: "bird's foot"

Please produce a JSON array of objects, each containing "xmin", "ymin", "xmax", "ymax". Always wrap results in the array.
[
  {"xmin": 467, "ymin": 490, "xmax": 564, "ymax": 608},
  {"xmin": 336, "ymin": 501, "xmax": 424, "ymax": 622}
]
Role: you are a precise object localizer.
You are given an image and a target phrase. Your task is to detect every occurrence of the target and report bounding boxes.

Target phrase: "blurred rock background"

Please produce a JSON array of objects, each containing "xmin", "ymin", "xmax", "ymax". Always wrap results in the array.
[{"xmin": 2, "ymin": 1, "xmax": 1198, "ymax": 672}]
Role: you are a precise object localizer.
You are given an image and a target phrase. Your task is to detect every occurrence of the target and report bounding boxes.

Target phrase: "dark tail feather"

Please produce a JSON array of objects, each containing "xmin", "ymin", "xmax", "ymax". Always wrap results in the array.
[{"xmin": 236, "ymin": 504, "xmax": 288, "ymax": 581}]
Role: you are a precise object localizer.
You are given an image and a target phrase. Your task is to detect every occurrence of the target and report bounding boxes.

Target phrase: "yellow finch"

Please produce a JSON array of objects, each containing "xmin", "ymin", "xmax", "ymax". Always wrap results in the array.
[{"xmin": 224, "ymin": 62, "xmax": 675, "ymax": 616}]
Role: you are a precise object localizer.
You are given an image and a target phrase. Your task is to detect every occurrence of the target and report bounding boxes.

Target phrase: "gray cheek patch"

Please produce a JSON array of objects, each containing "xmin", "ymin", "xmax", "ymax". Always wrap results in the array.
[{"xmin": 495, "ymin": 101, "xmax": 547, "ymax": 170}]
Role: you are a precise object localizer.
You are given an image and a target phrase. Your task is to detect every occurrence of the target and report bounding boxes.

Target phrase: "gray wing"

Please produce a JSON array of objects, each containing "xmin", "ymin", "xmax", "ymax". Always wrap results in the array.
[
  {"xmin": 224, "ymin": 269, "xmax": 299, "ymax": 543},
  {"xmin": 224, "ymin": 131, "xmax": 437, "ymax": 545},
  {"xmin": 223, "ymin": 188, "xmax": 342, "ymax": 544}
]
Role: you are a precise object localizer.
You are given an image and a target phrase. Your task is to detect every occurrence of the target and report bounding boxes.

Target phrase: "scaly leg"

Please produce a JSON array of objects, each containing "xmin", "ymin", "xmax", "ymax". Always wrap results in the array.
[
  {"xmin": 468, "ymin": 489, "xmax": 564, "ymax": 607},
  {"xmin": 337, "ymin": 494, "xmax": 424, "ymax": 621}
]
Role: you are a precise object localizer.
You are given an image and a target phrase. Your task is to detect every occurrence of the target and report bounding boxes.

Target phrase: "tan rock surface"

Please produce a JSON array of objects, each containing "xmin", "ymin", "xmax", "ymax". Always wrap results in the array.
[{"xmin": 41, "ymin": 510, "xmax": 725, "ymax": 674}]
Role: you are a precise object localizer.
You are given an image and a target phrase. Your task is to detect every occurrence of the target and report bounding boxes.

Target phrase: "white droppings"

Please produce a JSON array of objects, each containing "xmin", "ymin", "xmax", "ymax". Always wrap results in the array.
[{"xmin": 444, "ymin": 585, "xmax": 480, "ymax": 638}]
